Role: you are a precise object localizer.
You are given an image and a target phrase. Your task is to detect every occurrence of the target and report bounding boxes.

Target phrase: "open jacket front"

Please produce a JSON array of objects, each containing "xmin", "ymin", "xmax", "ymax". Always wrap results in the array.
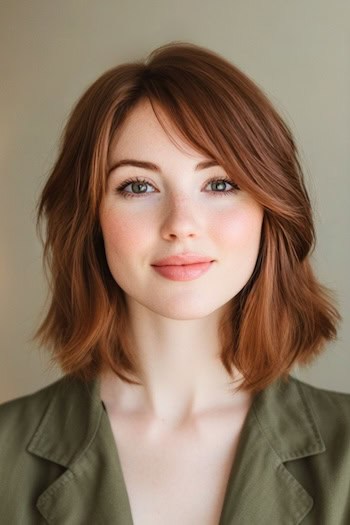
[{"xmin": 0, "ymin": 373, "xmax": 349, "ymax": 524}]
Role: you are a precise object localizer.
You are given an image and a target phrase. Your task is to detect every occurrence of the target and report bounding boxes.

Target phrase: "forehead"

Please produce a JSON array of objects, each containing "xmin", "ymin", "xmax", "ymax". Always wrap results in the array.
[{"xmin": 108, "ymin": 98, "xmax": 209, "ymax": 164}]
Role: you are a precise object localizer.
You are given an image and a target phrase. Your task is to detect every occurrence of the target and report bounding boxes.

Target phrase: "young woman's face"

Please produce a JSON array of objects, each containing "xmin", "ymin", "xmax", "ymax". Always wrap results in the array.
[{"xmin": 100, "ymin": 99, "xmax": 264, "ymax": 319}]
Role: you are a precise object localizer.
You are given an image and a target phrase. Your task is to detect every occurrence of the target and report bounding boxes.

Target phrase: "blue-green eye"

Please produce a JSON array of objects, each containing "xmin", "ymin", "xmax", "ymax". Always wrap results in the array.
[{"xmin": 115, "ymin": 177, "xmax": 240, "ymax": 199}]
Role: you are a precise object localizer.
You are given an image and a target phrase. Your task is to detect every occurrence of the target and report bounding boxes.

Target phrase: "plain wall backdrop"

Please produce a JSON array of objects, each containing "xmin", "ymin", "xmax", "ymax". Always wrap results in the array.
[{"xmin": 1, "ymin": 0, "xmax": 349, "ymax": 402}]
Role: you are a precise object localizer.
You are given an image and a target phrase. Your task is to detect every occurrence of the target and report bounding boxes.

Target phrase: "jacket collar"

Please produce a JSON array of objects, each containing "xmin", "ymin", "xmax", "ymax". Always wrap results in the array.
[
  {"xmin": 27, "ymin": 376, "xmax": 102, "ymax": 468},
  {"xmin": 27, "ymin": 374, "xmax": 325, "ymax": 524},
  {"xmin": 27, "ymin": 375, "xmax": 133, "ymax": 523},
  {"xmin": 219, "ymin": 375, "xmax": 326, "ymax": 524}
]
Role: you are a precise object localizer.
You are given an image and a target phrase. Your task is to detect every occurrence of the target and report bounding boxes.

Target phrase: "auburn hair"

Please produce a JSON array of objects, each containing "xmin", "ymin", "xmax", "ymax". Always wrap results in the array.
[{"xmin": 33, "ymin": 41, "xmax": 341, "ymax": 394}]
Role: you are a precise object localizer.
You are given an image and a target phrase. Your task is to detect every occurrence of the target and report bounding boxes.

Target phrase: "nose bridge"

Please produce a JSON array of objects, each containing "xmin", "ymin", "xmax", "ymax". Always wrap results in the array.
[
  {"xmin": 159, "ymin": 189, "xmax": 202, "ymax": 238},
  {"xmin": 165, "ymin": 190, "xmax": 198, "ymax": 221}
]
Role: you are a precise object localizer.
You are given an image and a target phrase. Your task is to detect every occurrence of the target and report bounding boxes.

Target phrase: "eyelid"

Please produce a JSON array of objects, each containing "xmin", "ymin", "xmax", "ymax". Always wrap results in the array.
[
  {"xmin": 115, "ymin": 175, "xmax": 240, "ymax": 198},
  {"xmin": 116, "ymin": 171, "xmax": 234, "ymax": 184},
  {"xmin": 116, "ymin": 175, "xmax": 238, "ymax": 190}
]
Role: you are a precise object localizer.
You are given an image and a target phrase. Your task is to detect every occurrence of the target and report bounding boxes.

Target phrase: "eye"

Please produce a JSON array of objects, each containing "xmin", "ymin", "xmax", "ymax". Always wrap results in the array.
[
  {"xmin": 115, "ymin": 177, "xmax": 155, "ymax": 198},
  {"xmin": 206, "ymin": 178, "xmax": 240, "ymax": 195},
  {"xmin": 115, "ymin": 176, "xmax": 240, "ymax": 199}
]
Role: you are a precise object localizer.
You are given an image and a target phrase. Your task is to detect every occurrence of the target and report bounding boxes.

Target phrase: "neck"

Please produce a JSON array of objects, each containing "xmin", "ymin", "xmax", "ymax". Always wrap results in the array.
[{"xmin": 100, "ymin": 300, "xmax": 249, "ymax": 429}]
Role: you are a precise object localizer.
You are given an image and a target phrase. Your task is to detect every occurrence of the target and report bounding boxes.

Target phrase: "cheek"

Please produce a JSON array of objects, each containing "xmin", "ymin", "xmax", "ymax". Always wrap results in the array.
[
  {"xmin": 213, "ymin": 205, "xmax": 263, "ymax": 254},
  {"xmin": 100, "ymin": 202, "xmax": 264, "ymax": 254},
  {"xmin": 100, "ymin": 209, "xmax": 150, "ymax": 254}
]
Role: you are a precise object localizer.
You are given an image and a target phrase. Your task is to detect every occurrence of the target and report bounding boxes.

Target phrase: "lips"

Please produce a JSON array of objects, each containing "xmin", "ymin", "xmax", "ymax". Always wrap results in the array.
[
  {"xmin": 152, "ymin": 253, "xmax": 214, "ymax": 266},
  {"xmin": 152, "ymin": 261, "xmax": 213, "ymax": 281}
]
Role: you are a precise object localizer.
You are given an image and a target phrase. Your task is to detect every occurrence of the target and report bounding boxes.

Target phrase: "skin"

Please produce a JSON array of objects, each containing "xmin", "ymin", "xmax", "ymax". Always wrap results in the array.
[{"xmin": 99, "ymin": 98, "xmax": 264, "ymax": 432}]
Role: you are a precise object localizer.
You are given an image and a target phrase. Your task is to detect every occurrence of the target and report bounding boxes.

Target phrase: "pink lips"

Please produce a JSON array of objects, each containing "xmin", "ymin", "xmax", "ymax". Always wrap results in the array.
[
  {"xmin": 152, "ymin": 262, "xmax": 213, "ymax": 281},
  {"xmin": 152, "ymin": 253, "xmax": 214, "ymax": 266},
  {"xmin": 151, "ymin": 253, "xmax": 214, "ymax": 281}
]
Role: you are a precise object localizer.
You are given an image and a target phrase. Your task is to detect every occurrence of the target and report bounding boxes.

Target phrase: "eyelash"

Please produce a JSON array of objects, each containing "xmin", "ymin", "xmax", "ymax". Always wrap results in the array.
[{"xmin": 115, "ymin": 177, "xmax": 240, "ymax": 199}]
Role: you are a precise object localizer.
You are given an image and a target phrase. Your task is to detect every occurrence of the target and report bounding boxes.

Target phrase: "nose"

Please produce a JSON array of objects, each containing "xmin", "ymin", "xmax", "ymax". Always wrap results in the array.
[{"xmin": 159, "ymin": 195, "xmax": 203, "ymax": 241}]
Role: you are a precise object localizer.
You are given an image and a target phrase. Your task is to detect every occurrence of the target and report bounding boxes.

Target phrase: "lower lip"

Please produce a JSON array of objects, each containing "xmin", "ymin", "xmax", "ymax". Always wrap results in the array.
[{"xmin": 152, "ymin": 262, "xmax": 213, "ymax": 281}]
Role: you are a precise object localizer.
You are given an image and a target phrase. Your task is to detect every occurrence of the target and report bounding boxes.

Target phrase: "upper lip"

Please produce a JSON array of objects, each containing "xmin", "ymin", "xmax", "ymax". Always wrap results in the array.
[{"xmin": 152, "ymin": 253, "xmax": 214, "ymax": 266}]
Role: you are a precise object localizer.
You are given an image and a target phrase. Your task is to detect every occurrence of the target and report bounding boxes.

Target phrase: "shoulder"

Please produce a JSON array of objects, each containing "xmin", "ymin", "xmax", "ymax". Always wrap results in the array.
[
  {"xmin": 288, "ymin": 374, "xmax": 350, "ymax": 453},
  {"xmin": 289, "ymin": 374, "xmax": 350, "ymax": 420},
  {"xmin": 0, "ymin": 378, "xmax": 61, "ymax": 418},
  {"xmin": 0, "ymin": 375, "xmax": 87, "ymax": 446},
  {"xmin": 0, "ymin": 379, "xmax": 62, "ymax": 446},
  {"xmin": 0, "ymin": 376, "xmax": 100, "ymax": 515},
  {"xmin": 0, "ymin": 378, "xmax": 63, "ymax": 422},
  {"xmin": 255, "ymin": 373, "xmax": 350, "ymax": 465},
  {"xmin": 0, "ymin": 374, "xmax": 101, "ymax": 463}
]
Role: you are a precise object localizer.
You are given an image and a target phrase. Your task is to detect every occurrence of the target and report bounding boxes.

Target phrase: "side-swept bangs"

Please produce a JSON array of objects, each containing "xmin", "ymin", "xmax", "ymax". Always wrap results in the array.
[{"xmin": 33, "ymin": 41, "xmax": 341, "ymax": 393}]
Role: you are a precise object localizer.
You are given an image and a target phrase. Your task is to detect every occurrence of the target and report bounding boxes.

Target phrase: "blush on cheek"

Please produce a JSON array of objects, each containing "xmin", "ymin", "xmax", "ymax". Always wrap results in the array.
[
  {"xmin": 215, "ymin": 206, "xmax": 263, "ymax": 244},
  {"xmin": 100, "ymin": 210, "xmax": 148, "ymax": 252}
]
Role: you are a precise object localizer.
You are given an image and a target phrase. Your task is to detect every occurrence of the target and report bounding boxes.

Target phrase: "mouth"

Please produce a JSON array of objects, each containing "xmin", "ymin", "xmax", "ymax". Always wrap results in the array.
[
  {"xmin": 152, "ymin": 253, "xmax": 214, "ymax": 266},
  {"xmin": 151, "ymin": 261, "xmax": 214, "ymax": 281},
  {"xmin": 153, "ymin": 262, "xmax": 213, "ymax": 267}
]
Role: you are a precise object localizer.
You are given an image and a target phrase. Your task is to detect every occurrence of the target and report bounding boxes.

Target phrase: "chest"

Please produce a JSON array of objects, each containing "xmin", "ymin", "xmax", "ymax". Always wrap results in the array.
[{"xmin": 106, "ymin": 407, "xmax": 250, "ymax": 525}]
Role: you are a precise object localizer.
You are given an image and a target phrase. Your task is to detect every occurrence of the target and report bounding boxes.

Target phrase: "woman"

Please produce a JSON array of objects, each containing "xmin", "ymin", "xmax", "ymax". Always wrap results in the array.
[{"xmin": 1, "ymin": 41, "xmax": 349, "ymax": 524}]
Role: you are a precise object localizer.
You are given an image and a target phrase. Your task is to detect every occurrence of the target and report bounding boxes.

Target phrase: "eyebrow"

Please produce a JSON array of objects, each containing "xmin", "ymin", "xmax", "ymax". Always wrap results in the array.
[{"xmin": 108, "ymin": 158, "xmax": 220, "ymax": 175}]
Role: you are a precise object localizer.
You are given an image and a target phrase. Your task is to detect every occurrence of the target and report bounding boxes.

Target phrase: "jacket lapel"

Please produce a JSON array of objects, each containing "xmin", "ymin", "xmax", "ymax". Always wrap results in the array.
[
  {"xmin": 26, "ymin": 376, "xmax": 133, "ymax": 524},
  {"xmin": 26, "ymin": 374, "xmax": 326, "ymax": 525},
  {"xmin": 219, "ymin": 375, "xmax": 326, "ymax": 524}
]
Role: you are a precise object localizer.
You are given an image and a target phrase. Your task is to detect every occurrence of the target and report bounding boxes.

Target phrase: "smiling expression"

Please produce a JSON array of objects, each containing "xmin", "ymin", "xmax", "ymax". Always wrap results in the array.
[{"xmin": 99, "ymin": 98, "xmax": 264, "ymax": 320}]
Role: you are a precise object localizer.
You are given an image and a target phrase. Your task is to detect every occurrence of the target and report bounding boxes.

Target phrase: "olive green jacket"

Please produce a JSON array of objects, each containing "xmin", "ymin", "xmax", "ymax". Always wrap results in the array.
[{"xmin": 0, "ymin": 373, "xmax": 349, "ymax": 524}]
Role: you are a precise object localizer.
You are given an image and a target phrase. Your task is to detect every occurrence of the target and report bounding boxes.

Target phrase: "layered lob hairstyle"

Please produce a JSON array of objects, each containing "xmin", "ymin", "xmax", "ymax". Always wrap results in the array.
[{"xmin": 34, "ymin": 41, "xmax": 341, "ymax": 393}]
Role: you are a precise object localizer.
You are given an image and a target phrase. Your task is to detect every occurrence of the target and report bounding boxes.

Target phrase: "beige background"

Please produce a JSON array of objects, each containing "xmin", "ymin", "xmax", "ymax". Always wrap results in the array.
[{"xmin": 1, "ymin": 0, "xmax": 349, "ymax": 402}]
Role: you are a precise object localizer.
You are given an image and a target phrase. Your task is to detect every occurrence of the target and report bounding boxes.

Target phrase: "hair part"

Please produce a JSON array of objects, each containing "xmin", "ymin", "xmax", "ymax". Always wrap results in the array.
[{"xmin": 33, "ymin": 41, "xmax": 341, "ymax": 394}]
